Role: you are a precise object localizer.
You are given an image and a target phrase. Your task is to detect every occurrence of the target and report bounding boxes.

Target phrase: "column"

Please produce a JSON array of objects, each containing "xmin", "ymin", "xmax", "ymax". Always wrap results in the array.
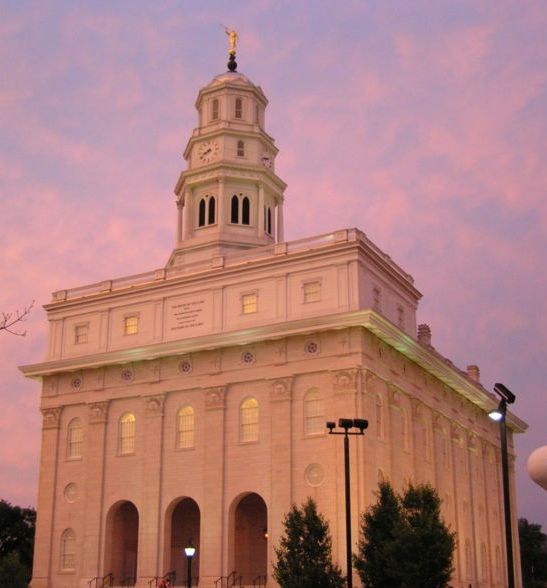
[
  {"xmin": 268, "ymin": 378, "xmax": 293, "ymax": 581},
  {"xmin": 257, "ymin": 184, "xmax": 264, "ymax": 237},
  {"xmin": 137, "ymin": 395, "xmax": 166, "ymax": 587},
  {"xmin": 81, "ymin": 401, "xmax": 110, "ymax": 586},
  {"xmin": 217, "ymin": 178, "xmax": 225, "ymax": 228},
  {"xmin": 276, "ymin": 200, "xmax": 284, "ymax": 243},
  {"xmin": 176, "ymin": 200, "xmax": 183, "ymax": 244},
  {"xmin": 183, "ymin": 189, "xmax": 193, "ymax": 240},
  {"xmin": 31, "ymin": 407, "xmax": 62, "ymax": 588},
  {"xmin": 201, "ymin": 387, "xmax": 226, "ymax": 588}
]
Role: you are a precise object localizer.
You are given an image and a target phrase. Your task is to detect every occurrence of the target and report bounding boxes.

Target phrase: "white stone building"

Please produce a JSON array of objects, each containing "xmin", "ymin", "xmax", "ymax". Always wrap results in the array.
[{"xmin": 21, "ymin": 61, "xmax": 527, "ymax": 588}]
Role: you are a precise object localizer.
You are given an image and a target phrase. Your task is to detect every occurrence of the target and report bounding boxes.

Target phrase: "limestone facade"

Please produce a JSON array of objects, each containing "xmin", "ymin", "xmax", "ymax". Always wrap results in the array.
[{"xmin": 21, "ymin": 66, "xmax": 526, "ymax": 588}]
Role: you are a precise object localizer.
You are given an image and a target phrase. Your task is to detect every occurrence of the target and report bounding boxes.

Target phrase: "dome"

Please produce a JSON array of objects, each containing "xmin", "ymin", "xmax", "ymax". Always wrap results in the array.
[{"xmin": 206, "ymin": 71, "xmax": 254, "ymax": 88}]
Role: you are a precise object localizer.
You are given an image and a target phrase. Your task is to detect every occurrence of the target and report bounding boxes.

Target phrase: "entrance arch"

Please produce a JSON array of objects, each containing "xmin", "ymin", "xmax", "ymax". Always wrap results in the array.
[
  {"xmin": 104, "ymin": 501, "xmax": 139, "ymax": 585},
  {"xmin": 165, "ymin": 497, "xmax": 200, "ymax": 585},
  {"xmin": 231, "ymin": 493, "xmax": 267, "ymax": 584}
]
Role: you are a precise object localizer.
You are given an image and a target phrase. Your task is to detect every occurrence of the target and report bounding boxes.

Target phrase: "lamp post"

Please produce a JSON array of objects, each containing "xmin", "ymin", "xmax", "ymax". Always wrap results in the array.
[
  {"xmin": 326, "ymin": 418, "xmax": 368, "ymax": 588},
  {"xmin": 488, "ymin": 382, "xmax": 516, "ymax": 588},
  {"xmin": 184, "ymin": 542, "xmax": 196, "ymax": 588}
]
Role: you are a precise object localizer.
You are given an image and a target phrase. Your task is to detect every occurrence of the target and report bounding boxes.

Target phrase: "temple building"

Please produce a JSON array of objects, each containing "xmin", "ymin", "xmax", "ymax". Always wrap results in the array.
[{"xmin": 21, "ymin": 52, "xmax": 526, "ymax": 588}]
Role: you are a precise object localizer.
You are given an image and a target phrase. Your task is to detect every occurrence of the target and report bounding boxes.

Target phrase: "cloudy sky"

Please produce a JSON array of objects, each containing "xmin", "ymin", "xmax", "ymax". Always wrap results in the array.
[{"xmin": 1, "ymin": 1, "xmax": 545, "ymax": 528}]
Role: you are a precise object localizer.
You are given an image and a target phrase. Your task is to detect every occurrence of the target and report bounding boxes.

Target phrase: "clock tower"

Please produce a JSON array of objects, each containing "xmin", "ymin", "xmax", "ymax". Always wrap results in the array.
[{"xmin": 168, "ymin": 59, "xmax": 287, "ymax": 267}]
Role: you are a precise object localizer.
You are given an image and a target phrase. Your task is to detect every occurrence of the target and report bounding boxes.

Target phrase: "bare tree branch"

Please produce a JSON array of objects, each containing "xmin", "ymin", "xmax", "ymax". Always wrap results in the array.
[{"xmin": 0, "ymin": 301, "xmax": 35, "ymax": 336}]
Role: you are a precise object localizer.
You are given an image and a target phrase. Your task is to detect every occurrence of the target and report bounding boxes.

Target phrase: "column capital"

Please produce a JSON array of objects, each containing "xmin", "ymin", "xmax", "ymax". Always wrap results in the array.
[
  {"xmin": 41, "ymin": 406, "xmax": 62, "ymax": 429},
  {"xmin": 88, "ymin": 401, "xmax": 110, "ymax": 424}
]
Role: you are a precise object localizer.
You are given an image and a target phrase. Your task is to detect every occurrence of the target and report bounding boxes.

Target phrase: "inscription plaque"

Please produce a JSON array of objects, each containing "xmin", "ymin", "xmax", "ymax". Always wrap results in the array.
[{"xmin": 166, "ymin": 294, "xmax": 212, "ymax": 339}]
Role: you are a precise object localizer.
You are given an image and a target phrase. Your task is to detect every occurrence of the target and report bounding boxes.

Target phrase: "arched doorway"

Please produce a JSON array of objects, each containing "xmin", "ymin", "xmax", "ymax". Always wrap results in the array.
[
  {"xmin": 232, "ymin": 493, "xmax": 267, "ymax": 584},
  {"xmin": 168, "ymin": 498, "xmax": 200, "ymax": 586},
  {"xmin": 104, "ymin": 501, "xmax": 139, "ymax": 585}
]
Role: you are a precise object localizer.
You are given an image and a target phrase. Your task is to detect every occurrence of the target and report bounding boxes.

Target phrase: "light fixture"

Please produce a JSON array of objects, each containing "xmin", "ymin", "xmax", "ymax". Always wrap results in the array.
[
  {"xmin": 488, "ymin": 408, "xmax": 504, "ymax": 422},
  {"xmin": 184, "ymin": 541, "xmax": 196, "ymax": 588},
  {"xmin": 184, "ymin": 545, "xmax": 196, "ymax": 558},
  {"xmin": 326, "ymin": 417, "xmax": 368, "ymax": 588}
]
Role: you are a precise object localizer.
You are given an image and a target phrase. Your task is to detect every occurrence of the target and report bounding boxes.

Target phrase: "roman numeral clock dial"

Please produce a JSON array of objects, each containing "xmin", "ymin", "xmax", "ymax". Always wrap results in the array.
[{"xmin": 198, "ymin": 140, "xmax": 220, "ymax": 164}]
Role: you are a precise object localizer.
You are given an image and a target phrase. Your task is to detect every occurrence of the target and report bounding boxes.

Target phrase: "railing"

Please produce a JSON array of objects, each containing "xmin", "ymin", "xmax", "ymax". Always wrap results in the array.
[
  {"xmin": 252, "ymin": 575, "xmax": 267, "ymax": 587},
  {"xmin": 147, "ymin": 572, "xmax": 177, "ymax": 588},
  {"xmin": 88, "ymin": 573, "xmax": 113, "ymax": 588},
  {"xmin": 50, "ymin": 227, "xmax": 413, "ymax": 303},
  {"xmin": 214, "ymin": 571, "xmax": 241, "ymax": 587}
]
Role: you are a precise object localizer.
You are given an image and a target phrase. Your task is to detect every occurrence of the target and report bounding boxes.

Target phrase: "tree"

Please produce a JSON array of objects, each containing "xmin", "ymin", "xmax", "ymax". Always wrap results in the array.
[
  {"xmin": 0, "ymin": 500, "xmax": 36, "ymax": 588},
  {"xmin": 354, "ymin": 482, "xmax": 456, "ymax": 588},
  {"xmin": 273, "ymin": 497, "xmax": 345, "ymax": 588},
  {"xmin": 0, "ymin": 301, "xmax": 34, "ymax": 336},
  {"xmin": 353, "ymin": 481, "xmax": 404, "ymax": 588},
  {"xmin": 519, "ymin": 518, "xmax": 547, "ymax": 588}
]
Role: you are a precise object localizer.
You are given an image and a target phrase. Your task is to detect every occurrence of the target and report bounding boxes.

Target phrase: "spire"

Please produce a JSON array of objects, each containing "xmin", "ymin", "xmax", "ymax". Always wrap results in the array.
[{"xmin": 224, "ymin": 27, "xmax": 238, "ymax": 71}]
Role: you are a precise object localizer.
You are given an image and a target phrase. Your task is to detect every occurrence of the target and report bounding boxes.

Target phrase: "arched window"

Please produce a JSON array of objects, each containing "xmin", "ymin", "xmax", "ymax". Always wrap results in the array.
[
  {"xmin": 375, "ymin": 395, "xmax": 384, "ymax": 438},
  {"xmin": 177, "ymin": 406, "xmax": 195, "ymax": 449},
  {"xmin": 242, "ymin": 197, "xmax": 250, "ymax": 225},
  {"xmin": 67, "ymin": 418, "xmax": 83, "ymax": 459},
  {"xmin": 60, "ymin": 529, "xmax": 76, "ymax": 571},
  {"xmin": 119, "ymin": 413, "xmax": 136, "ymax": 455},
  {"xmin": 231, "ymin": 195, "xmax": 239, "ymax": 223},
  {"xmin": 304, "ymin": 389, "xmax": 324, "ymax": 435},
  {"xmin": 235, "ymin": 97, "xmax": 243, "ymax": 119},
  {"xmin": 211, "ymin": 98, "xmax": 219, "ymax": 121},
  {"xmin": 198, "ymin": 199, "xmax": 206, "ymax": 227},
  {"xmin": 208, "ymin": 196, "xmax": 216, "ymax": 225},
  {"xmin": 267, "ymin": 207, "xmax": 272, "ymax": 235},
  {"xmin": 237, "ymin": 140, "xmax": 245, "ymax": 157},
  {"xmin": 240, "ymin": 397, "xmax": 259, "ymax": 442}
]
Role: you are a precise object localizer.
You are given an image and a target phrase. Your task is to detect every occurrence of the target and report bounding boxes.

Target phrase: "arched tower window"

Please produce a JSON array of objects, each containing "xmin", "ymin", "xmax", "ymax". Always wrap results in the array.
[
  {"xmin": 60, "ymin": 529, "xmax": 76, "ymax": 571},
  {"xmin": 267, "ymin": 207, "xmax": 272, "ymax": 235},
  {"xmin": 211, "ymin": 98, "xmax": 219, "ymax": 121},
  {"xmin": 231, "ymin": 195, "xmax": 239, "ymax": 224},
  {"xmin": 177, "ymin": 406, "xmax": 195, "ymax": 449},
  {"xmin": 303, "ymin": 389, "xmax": 324, "ymax": 435},
  {"xmin": 242, "ymin": 197, "xmax": 250, "ymax": 225},
  {"xmin": 237, "ymin": 140, "xmax": 245, "ymax": 157},
  {"xmin": 67, "ymin": 418, "xmax": 83, "ymax": 459},
  {"xmin": 208, "ymin": 196, "xmax": 216, "ymax": 225},
  {"xmin": 235, "ymin": 97, "xmax": 243, "ymax": 119},
  {"xmin": 119, "ymin": 413, "xmax": 136, "ymax": 455},
  {"xmin": 198, "ymin": 199, "xmax": 206, "ymax": 227},
  {"xmin": 240, "ymin": 397, "xmax": 259, "ymax": 442}
]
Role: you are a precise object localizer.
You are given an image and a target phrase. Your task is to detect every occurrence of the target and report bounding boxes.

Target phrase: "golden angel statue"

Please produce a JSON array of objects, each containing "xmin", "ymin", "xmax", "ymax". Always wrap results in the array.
[{"xmin": 225, "ymin": 27, "xmax": 239, "ymax": 55}]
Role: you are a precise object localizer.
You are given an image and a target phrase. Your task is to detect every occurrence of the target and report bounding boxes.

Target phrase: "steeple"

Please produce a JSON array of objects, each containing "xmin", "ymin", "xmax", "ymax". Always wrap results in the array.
[{"xmin": 168, "ymin": 42, "xmax": 287, "ymax": 268}]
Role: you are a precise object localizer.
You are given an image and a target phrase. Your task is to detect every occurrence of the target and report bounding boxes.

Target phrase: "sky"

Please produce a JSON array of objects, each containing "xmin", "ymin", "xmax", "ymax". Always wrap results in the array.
[{"xmin": 0, "ymin": 1, "xmax": 545, "ymax": 528}]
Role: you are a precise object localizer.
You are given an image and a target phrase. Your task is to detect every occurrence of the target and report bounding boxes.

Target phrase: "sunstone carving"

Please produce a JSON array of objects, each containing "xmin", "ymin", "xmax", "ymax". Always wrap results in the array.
[
  {"xmin": 41, "ymin": 407, "xmax": 62, "ymax": 429},
  {"xmin": 144, "ymin": 394, "xmax": 165, "ymax": 416},
  {"xmin": 88, "ymin": 401, "xmax": 110, "ymax": 424},
  {"xmin": 270, "ymin": 378, "xmax": 293, "ymax": 402},
  {"xmin": 332, "ymin": 368, "xmax": 359, "ymax": 394},
  {"xmin": 205, "ymin": 386, "xmax": 226, "ymax": 410}
]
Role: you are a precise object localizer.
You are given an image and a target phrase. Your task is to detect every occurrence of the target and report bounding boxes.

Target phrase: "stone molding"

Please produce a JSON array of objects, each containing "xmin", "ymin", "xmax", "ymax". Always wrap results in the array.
[
  {"xmin": 205, "ymin": 386, "xmax": 226, "ymax": 410},
  {"xmin": 270, "ymin": 378, "xmax": 293, "ymax": 402},
  {"xmin": 41, "ymin": 407, "xmax": 62, "ymax": 429}
]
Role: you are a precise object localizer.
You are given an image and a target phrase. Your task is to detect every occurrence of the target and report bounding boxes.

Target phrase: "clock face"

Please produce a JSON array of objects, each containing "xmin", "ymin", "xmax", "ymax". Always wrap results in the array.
[{"xmin": 198, "ymin": 140, "xmax": 220, "ymax": 163}]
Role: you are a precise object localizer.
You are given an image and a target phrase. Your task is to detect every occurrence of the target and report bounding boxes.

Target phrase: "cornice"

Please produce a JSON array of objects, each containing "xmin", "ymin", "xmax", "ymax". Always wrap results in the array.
[{"xmin": 20, "ymin": 309, "xmax": 526, "ymax": 433}]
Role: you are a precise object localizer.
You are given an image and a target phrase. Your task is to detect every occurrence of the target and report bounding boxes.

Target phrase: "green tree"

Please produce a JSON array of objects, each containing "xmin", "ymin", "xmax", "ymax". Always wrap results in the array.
[
  {"xmin": 354, "ymin": 482, "xmax": 456, "ymax": 588},
  {"xmin": 0, "ymin": 499, "xmax": 36, "ymax": 588},
  {"xmin": 353, "ymin": 481, "xmax": 403, "ymax": 588},
  {"xmin": 273, "ymin": 497, "xmax": 345, "ymax": 588},
  {"xmin": 519, "ymin": 518, "xmax": 547, "ymax": 588}
]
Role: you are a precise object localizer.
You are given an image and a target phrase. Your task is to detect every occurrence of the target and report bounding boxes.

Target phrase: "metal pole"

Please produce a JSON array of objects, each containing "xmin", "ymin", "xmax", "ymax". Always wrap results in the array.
[
  {"xmin": 344, "ymin": 432, "xmax": 353, "ymax": 588},
  {"xmin": 499, "ymin": 405, "xmax": 515, "ymax": 588},
  {"xmin": 187, "ymin": 555, "xmax": 192, "ymax": 588}
]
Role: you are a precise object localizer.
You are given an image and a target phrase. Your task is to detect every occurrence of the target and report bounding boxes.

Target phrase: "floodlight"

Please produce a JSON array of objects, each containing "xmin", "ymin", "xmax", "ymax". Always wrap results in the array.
[
  {"xmin": 494, "ymin": 383, "xmax": 516, "ymax": 404},
  {"xmin": 339, "ymin": 418, "xmax": 354, "ymax": 429}
]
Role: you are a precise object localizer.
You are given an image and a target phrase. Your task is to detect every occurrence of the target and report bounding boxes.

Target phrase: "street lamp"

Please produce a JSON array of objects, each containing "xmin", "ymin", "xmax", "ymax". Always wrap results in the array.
[
  {"xmin": 326, "ymin": 418, "xmax": 368, "ymax": 588},
  {"xmin": 488, "ymin": 382, "xmax": 516, "ymax": 588},
  {"xmin": 184, "ymin": 542, "xmax": 196, "ymax": 588}
]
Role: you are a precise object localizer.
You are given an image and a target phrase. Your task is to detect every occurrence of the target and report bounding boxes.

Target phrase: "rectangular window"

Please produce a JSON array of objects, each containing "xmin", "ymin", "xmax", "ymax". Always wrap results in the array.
[
  {"xmin": 124, "ymin": 315, "xmax": 139, "ymax": 335},
  {"xmin": 237, "ymin": 140, "xmax": 245, "ymax": 157},
  {"xmin": 211, "ymin": 98, "xmax": 219, "ymax": 121},
  {"xmin": 241, "ymin": 293, "xmax": 257, "ymax": 314},
  {"xmin": 303, "ymin": 281, "xmax": 321, "ymax": 303},
  {"xmin": 74, "ymin": 324, "xmax": 88, "ymax": 344}
]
